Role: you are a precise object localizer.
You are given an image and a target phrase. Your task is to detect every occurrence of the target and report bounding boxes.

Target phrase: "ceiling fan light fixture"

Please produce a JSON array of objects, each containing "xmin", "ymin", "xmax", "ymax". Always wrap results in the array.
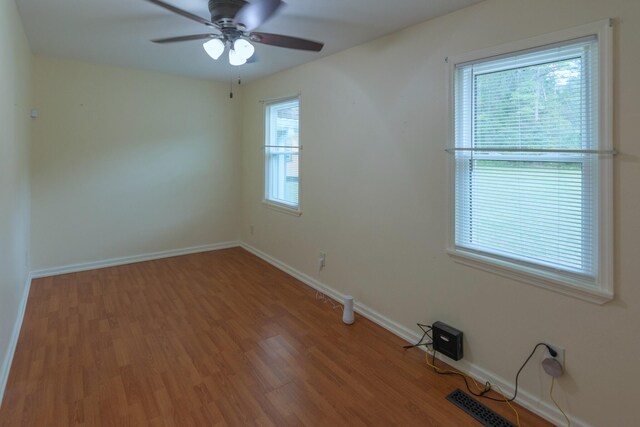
[
  {"xmin": 229, "ymin": 48, "xmax": 247, "ymax": 66},
  {"xmin": 148, "ymin": 0, "xmax": 324, "ymax": 66},
  {"xmin": 233, "ymin": 39, "xmax": 255, "ymax": 60},
  {"xmin": 203, "ymin": 38, "xmax": 225, "ymax": 60}
]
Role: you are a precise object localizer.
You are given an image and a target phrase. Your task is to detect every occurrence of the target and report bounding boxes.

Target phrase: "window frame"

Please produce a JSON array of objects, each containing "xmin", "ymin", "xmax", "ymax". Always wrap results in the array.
[
  {"xmin": 263, "ymin": 95, "xmax": 303, "ymax": 216},
  {"xmin": 446, "ymin": 20, "xmax": 613, "ymax": 304}
]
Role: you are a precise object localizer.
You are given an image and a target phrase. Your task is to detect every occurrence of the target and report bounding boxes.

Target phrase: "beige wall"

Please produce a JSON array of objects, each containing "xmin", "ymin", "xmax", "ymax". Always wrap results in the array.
[
  {"xmin": 7, "ymin": 0, "xmax": 640, "ymax": 423},
  {"xmin": 31, "ymin": 58, "xmax": 241, "ymax": 269},
  {"xmin": 240, "ymin": 0, "xmax": 640, "ymax": 425},
  {"xmin": 0, "ymin": 0, "xmax": 32, "ymax": 402}
]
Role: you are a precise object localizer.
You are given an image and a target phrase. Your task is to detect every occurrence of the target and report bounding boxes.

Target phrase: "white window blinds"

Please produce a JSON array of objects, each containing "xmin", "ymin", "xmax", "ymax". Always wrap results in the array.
[
  {"xmin": 454, "ymin": 37, "xmax": 601, "ymax": 281},
  {"xmin": 265, "ymin": 98, "xmax": 300, "ymax": 209}
]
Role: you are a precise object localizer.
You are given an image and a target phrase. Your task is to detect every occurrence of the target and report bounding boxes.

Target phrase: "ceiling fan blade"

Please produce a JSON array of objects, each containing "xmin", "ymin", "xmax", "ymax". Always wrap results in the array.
[
  {"xmin": 151, "ymin": 34, "xmax": 218, "ymax": 44},
  {"xmin": 234, "ymin": 0, "xmax": 283, "ymax": 31},
  {"xmin": 145, "ymin": 0, "xmax": 216, "ymax": 28},
  {"xmin": 250, "ymin": 32, "xmax": 324, "ymax": 52}
]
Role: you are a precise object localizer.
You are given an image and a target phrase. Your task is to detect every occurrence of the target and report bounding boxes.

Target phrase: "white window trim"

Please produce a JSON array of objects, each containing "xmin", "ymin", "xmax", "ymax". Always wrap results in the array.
[
  {"xmin": 262, "ymin": 94, "xmax": 302, "ymax": 216},
  {"xmin": 446, "ymin": 19, "xmax": 614, "ymax": 304},
  {"xmin": 261, "ymin": 199, "xmax": 302, "ymax": 216}
]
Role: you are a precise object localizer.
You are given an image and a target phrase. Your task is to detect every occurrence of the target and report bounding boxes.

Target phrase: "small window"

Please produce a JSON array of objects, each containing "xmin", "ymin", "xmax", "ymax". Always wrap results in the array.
[
  {"xmin": 449, "ymin": 22, "xmax": 613, "ymax": 302},
  {"xmin": 264, "ymin": 97, "xmax": 301, "ymax": 213}
]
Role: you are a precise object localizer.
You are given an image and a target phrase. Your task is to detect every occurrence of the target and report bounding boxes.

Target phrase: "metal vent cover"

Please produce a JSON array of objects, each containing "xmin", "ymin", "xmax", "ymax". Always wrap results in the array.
[{"xmin": 446, "ymin": 389, "xmax": 517, "ymax": 427}]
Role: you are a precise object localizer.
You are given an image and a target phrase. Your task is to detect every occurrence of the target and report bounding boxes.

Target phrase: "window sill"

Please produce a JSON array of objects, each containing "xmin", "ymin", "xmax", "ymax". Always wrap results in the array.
[
  {"xmin": 447, "ymin": 248, "xmax": 613, "ymax": 305},
  {"xmin": 262, "ymin": 200, "xmax": 302, "ymax": 217}
]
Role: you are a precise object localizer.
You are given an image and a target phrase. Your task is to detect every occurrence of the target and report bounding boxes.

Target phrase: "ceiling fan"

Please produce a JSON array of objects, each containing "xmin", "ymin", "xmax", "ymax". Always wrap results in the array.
[{"xmin": 146, "ymin": 0, "xmax": 325, "ymax": 66}]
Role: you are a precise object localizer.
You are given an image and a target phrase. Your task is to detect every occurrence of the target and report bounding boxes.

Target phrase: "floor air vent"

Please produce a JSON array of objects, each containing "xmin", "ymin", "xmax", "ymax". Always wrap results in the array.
[{"xmin": 446, "ymin": 389, "xmax": 516, "ymax": 427}]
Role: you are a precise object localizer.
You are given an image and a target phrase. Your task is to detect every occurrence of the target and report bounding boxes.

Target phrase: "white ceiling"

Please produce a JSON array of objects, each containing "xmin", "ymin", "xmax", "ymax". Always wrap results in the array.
[{"xmin": 16, "ymin": 0, "xmax": 483, "ymax": 82}]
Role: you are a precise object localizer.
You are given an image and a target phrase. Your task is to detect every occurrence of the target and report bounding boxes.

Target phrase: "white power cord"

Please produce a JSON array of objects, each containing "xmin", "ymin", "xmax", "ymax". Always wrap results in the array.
[{"xmin": 315, "ymin": 290, "xmax": 343, "ymax": 312}]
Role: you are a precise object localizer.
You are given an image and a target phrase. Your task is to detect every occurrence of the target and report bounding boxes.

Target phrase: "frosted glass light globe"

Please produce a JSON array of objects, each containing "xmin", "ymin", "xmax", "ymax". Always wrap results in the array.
[
  {"xmin": 233, "ymin": 39, "xmax": 255, "ymax": 60},
  {"xmin": 229, "ymin": 48, "xmax": 247, "ymax": 66},
  {"xmin": 203, "ymin": 38, "xmax": 225, "ymax": 60}
]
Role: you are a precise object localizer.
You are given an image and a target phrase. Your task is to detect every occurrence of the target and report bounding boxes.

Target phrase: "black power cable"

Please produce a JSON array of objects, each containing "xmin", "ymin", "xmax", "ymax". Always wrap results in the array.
[
  {"xmin": 501, "ymin": 342, "xmax": 557, "ymax": 402},
  {"xmin": 430, "ymin": 350, "xmax": 493, "ymax": 397},
  {"xmin": 403, "ymin": 323, "xmax": 433, "ymax": 349},
  {"xmin": 429, "ymin": 341, "xmax": 557, "ymax": 403}
]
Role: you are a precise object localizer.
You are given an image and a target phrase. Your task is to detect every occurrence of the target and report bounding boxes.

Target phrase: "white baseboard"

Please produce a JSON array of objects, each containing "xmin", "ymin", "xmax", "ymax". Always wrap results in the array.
[
  {"xmin": 239, "ymin": 242, "xmax": 589, "ymax": 427},
  {"xmin": 0, "ymin": 273, "xmax": 32, "ymax": 407},
  {"xmin": 30, "ymin": 241, "xmax": 241, "ymax": 279},
  {"xmin": 4, "ymin": 241, "xmax": 588, "ymax": 425}
]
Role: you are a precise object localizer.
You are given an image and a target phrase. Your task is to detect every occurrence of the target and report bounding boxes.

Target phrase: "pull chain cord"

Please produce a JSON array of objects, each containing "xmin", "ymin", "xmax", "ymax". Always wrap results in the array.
[{"xmin": 230, "ymin": 75, "xmax": 242, "ymax": 99}]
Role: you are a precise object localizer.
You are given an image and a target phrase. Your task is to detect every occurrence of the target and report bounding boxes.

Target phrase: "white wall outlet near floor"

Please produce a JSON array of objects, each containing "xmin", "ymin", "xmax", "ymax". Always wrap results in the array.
[
  {"xmin": 318, "ymin": 252, "xmax": 326, "ymax": 270},
  {"xmin": 544, "ymin": 343, "xmax": 565, "ymax": 367},
  {"xmin": 250, "ymin": 225, "xmax": 254, "ymax": 235}
]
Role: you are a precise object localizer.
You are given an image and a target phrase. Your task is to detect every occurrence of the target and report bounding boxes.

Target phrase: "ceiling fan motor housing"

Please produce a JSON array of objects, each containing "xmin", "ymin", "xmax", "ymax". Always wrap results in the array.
[{"xmin": 209, "ymin": 0, "xmax": 247, "ymax": 23}]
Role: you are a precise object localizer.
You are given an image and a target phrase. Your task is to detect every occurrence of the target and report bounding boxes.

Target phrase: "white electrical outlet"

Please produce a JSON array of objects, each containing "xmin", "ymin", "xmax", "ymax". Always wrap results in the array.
[
  {"xmin": 318, "ymin": 252, "xmax": 326, "ymax": 270},
  {"xmin": 544, "ymin": 343, "xmax": 565, "ymax": 366}
]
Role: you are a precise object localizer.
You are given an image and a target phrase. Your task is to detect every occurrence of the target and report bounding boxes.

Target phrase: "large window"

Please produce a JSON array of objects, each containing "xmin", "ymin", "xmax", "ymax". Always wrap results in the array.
[
  {"xmin": 264, "ymin": 97, "xmax": 301, "ymax": 213},
  {"xmin": 450, "ymin": 22, "xmax": 613, "ymax": 302}
]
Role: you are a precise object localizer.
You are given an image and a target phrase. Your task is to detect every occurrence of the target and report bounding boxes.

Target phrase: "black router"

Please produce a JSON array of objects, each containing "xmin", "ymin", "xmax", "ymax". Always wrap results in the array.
[{"xmin": 432, "ymin": 321, "xmax": 463, "ymax": 361}]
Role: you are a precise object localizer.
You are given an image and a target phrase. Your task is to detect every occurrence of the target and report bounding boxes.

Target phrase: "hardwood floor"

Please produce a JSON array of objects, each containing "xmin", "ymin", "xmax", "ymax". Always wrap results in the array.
[{"xmin": 0, "ymin": 248, "xmax": 552, "ymax": 426}]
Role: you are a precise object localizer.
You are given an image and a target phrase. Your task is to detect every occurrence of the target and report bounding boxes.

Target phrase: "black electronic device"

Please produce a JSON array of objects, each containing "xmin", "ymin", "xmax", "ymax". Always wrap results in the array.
[{"xmin": 432, "ymin": 321, "xmax": 463, "ymax": 361}]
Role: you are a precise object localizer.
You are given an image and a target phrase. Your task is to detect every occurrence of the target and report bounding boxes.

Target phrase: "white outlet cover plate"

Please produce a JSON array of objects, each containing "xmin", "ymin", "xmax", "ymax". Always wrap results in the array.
[{"xmin": 543, "ymin": 343, "xmax": 565, "ymax": 367}]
